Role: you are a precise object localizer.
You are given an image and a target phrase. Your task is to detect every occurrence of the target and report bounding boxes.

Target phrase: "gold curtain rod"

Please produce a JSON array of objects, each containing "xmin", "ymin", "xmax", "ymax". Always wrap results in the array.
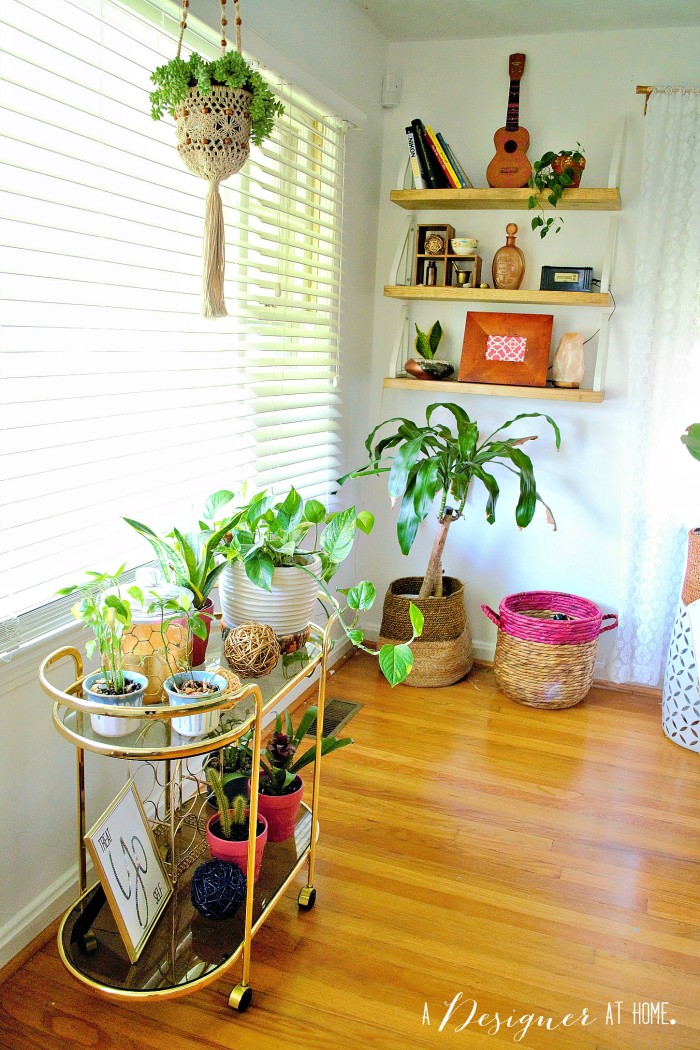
[
  {"xmin": 636, "ymin": 85, "xmax": 653, "ymax": 115},
  {"xmin": 636, "ymin": 85, "xmax": 700, "ymax": 115}
]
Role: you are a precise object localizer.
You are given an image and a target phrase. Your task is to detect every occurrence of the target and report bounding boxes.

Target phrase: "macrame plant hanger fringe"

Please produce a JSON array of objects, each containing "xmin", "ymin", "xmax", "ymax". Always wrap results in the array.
[{"xmin": 174, "ymin": 0, "xmax": 249, "ymax": 317}]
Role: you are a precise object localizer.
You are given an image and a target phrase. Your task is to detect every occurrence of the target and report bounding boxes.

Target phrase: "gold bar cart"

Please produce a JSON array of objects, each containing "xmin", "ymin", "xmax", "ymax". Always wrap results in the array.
[{"xmin": 38, "ymin": 618, "xmax": 335, "ymax": 1012}]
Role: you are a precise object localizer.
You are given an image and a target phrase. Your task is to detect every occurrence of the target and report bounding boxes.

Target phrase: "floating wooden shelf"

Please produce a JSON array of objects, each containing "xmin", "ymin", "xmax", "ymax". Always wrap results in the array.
[
  {"xmin": 389, "ymin": 187, "xmax": 621, "ymax": 211},
  {"xmin": 383, "ymin": 377, "xmax": 605, "ymax": 403},
  {"xmin": 384, "ymin": 285, "xmax": 612, "ymax": 307}
]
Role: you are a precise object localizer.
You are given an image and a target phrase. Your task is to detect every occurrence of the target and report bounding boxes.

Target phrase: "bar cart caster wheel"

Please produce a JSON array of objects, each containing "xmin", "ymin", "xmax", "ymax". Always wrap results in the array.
[
  {"xmin": 78, "ymin": 930, "xmax": 98, "ymax": 954},
  {"xmin": 298, "ymin": 886, "xmax": 316, "ymax": 910},
  {"xmin": 229, "ymin": 984, "xmax": 253, "ymax": 1012}
]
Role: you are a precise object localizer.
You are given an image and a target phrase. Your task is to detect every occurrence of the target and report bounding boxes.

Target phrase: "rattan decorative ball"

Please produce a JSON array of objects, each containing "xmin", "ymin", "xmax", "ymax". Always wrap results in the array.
[
  {"xmin": 224, "ymin": 622, "xmax": 281, "ymax": 677},
  {"xmin": 190, "ymin": 859, "xmax": 246, "ymax": 920}
]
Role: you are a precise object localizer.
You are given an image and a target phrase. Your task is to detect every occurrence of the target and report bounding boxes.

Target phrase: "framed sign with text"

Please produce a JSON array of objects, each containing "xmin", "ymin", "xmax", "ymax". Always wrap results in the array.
[{"xmin": 84, "ymin": 780, "xmax": 172, "ymax": 963}]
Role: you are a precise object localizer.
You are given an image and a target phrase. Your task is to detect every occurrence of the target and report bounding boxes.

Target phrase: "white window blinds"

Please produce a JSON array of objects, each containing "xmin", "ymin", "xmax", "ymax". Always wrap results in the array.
[{"xmin": 0, "ymin": 0, "xmax": 346, "ymax": 637}]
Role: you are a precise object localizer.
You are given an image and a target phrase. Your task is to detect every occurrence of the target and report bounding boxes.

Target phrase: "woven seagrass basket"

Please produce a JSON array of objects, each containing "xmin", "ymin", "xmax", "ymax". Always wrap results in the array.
[
  {"xmin": 379, "ymin": 576, "xmax": 474, "ymax": 688},
  {"xmin": 482, "ymin": 591, "xmax": 618, "ymax": 709}
]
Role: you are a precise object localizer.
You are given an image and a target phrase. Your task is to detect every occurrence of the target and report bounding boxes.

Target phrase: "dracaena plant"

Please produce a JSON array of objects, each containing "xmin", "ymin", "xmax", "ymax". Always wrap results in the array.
[
  {"xmin": 207, "ymin": 486, "xmax": 423, "ymax": 687},
  {"xmin": 258, "ymin": 706, "xmax": 352, "ymax": 796},
  {"xmin": 342, "ymin": 403, "xmax": 561, "ymax": 602},
  {"xmin": 123, "ymin": 513, "xmax": 232, "ymax": 610},
  {"xmin": 57, "ymin": 567, "xmax": 135, "ymax": 694}
]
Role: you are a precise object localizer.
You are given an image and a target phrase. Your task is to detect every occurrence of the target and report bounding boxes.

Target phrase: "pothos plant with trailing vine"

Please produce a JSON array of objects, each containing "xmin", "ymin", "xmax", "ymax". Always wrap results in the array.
[{"xmin": 149, "ymin": 50, "xmax": 284, "ymax": 144}]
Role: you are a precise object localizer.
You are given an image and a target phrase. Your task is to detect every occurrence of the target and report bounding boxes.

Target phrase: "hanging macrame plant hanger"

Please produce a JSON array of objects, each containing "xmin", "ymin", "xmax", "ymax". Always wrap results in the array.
[{"xmin": 173, "ymin": 0, "xmax": 250, "ymax": 317}]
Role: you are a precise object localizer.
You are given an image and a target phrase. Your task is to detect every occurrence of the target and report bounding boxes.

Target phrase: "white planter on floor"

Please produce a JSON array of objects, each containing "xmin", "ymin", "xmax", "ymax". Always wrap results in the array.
[
  {"xmin": 662, "ymin": 598, "xmax": 700, "ymax": 753},
  {"xmin": 219, "ymin": 555, "xmax": 322, "ymax": 635}
]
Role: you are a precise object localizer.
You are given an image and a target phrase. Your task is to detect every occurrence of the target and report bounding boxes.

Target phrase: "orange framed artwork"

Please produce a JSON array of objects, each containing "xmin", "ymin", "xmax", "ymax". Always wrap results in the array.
[{"xmin": 459, "ymin": 311, "xmax": 553, "ymax": 386}]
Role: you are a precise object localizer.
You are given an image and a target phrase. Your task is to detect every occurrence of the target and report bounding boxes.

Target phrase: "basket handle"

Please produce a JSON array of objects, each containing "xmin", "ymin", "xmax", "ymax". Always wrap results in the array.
[
  {"xmin": 481, "ymin": 604, "xmax": 501, "ymax": 627},
  {"xmin": 599, "ymin": 613, "xmax": 618, "ymax": 634},
  {"xmin": 177, "ymin": 0, "xmax": 242, "ymax": 60}
]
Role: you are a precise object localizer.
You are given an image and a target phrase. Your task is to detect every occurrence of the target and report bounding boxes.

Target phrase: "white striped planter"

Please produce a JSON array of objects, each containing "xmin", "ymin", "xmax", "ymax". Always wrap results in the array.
[{"xmin": 219, "ymin": 555, "xmax": 322, "ymax": 636}]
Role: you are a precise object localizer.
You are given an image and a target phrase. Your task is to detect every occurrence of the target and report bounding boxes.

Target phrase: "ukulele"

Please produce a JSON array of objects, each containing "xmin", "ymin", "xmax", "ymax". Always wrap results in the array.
[{"xmin": 486, "ymin": 53, "xmax": 532, "ymax": 188}]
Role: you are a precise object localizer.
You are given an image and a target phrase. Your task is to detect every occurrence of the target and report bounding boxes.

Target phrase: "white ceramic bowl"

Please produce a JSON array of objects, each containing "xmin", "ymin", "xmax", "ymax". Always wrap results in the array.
[{"xmin": 451, "ymin": 238, "xmax": 478, "ymax": 256}]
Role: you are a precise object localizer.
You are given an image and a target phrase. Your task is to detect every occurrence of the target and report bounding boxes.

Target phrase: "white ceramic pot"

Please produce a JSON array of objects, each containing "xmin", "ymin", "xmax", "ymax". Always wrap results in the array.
[
  {"xmin": 164, "ymin": 670, "xmax": 225, "ymax": 738},
  {"xmin": 219, "ymin": 554, "xmax": 322, "ymax": 635},
  {"xmin": 84, "ymin": 670, "xmax": 147, "ymax": 738}
]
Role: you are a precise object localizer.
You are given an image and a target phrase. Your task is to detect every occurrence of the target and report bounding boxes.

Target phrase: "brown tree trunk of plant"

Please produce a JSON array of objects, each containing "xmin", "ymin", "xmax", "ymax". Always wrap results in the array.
[{"xmin": 418, "ymin": 511, "xmax": 459, "ymax": 600}]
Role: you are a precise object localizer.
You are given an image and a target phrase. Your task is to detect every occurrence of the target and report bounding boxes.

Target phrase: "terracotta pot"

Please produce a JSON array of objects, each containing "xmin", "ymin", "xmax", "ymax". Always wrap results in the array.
[
  {"xmin": 551, "ymin": 153, "xmax": 585, "ymax": 187},
  {"xmin": 681, "ymin": 528, "xmax": 700, "ymax": 605},
  {"xmin": 191, "ymin": 597, "xmax": 215, "ymax": 667},
  {"xmin": 255, "ymin": 776, "xmax": 304, "ymax": 842},
  {"xmin": 206, "ymin": 811, "xmax": 268, "ymax": 882}
]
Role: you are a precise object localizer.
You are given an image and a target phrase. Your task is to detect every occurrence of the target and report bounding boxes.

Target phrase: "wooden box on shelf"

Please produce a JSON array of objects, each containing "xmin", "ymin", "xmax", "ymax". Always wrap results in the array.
[
  {"xmin": 412, "ymin": 223, "xmax": 483, "ymax": 289},
  {"xmin": 413, "ymin": 223, "xmax": 454, "ymax": 287}
]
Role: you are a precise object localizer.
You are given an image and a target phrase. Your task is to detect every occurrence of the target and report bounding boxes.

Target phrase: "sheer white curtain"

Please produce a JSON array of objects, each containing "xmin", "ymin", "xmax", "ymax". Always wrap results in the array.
[{"xmin": 605, "ymin": 88, "xmax": 700, "ymax": 685}]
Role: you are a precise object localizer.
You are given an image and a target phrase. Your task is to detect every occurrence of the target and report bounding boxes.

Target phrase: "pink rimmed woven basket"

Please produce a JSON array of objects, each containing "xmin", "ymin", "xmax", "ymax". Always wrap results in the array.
[{"xmin": 481, "ymin": 591, "xmax": 618, "ymax": 710}]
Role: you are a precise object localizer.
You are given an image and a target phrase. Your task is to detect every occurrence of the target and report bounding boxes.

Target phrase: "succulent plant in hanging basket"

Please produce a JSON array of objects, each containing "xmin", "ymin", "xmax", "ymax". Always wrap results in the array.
[{"xmin": 149, "ymin": 1, "xmax": 284, "ymax": 318}]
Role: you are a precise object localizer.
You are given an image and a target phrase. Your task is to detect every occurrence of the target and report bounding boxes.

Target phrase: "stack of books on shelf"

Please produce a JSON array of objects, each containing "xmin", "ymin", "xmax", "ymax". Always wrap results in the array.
[{"xmin": 405, "ymin": 118, "xmax": 473, "ymax": 190}]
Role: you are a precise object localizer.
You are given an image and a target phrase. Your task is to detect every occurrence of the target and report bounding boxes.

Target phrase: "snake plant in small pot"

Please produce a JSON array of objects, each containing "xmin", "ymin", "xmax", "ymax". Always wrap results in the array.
[
  {"xmin": 404, "ymin": 320, "xmax": 454, "ymax": 381},
  {"xmin": 205, "ymin": 772, "xmax": 267, "ymax": 882},
  {"xmin": 342, "ymin": 403, "xmax": 560, "ymax": 687},
  {"xmin": 57, "ymin": 567, "xmax": 148, "ymax": 737},
  {"xmin": 253, "ymin": 706, "xmax": 353, "ymax": 841}
]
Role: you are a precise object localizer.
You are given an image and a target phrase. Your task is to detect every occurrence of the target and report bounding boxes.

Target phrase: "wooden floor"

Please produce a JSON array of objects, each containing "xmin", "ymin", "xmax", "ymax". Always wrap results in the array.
[{"xmin": 2, "ymin": 655, "xmax": 700, "ymax": 1049}]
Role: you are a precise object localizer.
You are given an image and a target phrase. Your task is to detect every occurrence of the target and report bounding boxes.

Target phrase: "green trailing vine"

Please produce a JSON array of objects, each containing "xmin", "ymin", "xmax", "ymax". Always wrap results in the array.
[
  {"xmin": 527, "ymin": 145, "xmax": 586, "ymax": 238},
  {"xmin": 149, "ymin": 50, "xmax": 284, "ymax": 145}
]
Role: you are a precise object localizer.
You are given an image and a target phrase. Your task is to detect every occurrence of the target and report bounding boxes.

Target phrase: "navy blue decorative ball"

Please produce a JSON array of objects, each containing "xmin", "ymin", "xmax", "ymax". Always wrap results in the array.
[{"xmin": 191, "ymin": 859, "xmax": 247, "ymax": 920}]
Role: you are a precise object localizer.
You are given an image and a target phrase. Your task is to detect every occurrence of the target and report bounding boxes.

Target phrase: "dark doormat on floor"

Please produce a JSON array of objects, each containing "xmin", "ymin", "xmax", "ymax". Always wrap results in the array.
[{"xmin": 304, "ymin": 699, "xmax": 362, "ymax": 737}]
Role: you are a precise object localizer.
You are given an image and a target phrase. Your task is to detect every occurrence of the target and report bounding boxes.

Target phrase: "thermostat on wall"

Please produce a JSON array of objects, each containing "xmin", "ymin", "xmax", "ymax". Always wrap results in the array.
[{"xmin": 540, "ymin": 266, "xmax": 593, "ymax": 292}]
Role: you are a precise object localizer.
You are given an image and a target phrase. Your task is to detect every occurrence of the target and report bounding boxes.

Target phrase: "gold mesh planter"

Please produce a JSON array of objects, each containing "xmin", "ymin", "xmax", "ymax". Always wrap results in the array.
[{"xmin": 378, "ymin": 576, "xmax": 474, "ymax": 688}]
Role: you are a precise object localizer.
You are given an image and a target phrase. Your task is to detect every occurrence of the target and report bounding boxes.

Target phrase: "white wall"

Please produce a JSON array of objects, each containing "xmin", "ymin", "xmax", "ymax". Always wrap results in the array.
[
  {"xmin": 356, "ymin": 26, "xmax": 700, "ymax": 670},
  {"xmin": 0, "ymin": 0, "xmax": 388, "ymax": 968}
]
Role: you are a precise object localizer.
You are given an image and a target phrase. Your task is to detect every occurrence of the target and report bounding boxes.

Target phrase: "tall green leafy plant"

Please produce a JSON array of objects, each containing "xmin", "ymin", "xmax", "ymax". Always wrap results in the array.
[
  {"xmin": 343, "ymin": 403, "xmax": 561, "ymax": 601},
  {"xmin": 124, "ymin": 515, "xmax": 231, "ymax": 610}
]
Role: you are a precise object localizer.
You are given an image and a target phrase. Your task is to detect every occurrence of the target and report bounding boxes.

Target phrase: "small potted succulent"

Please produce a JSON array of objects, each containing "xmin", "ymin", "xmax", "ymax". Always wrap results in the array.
[
  {"xmin": 205, "ymin": 769, "xmax": 267, "ymax": 882},
  {"xmin": 57, "ymin": 567, "xmax": 148, "ymax": 738},
  {"xmin": 124, "ymin": 506, "xmax": 233, "ymax": 664},
  {"xmin": 255, "ymin": 706, "xmax": 352, "ymax": 841},
  {"xmin": 143, "ymin": 589, "xmax": 227, "ymax": 737},
  {"xmin": 528, "ymin": 145, "xmax": 586, "ymax": 237},
  {"xmin": 404, "ymin": 321, "xmax": 454, "ymax": 381}
]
